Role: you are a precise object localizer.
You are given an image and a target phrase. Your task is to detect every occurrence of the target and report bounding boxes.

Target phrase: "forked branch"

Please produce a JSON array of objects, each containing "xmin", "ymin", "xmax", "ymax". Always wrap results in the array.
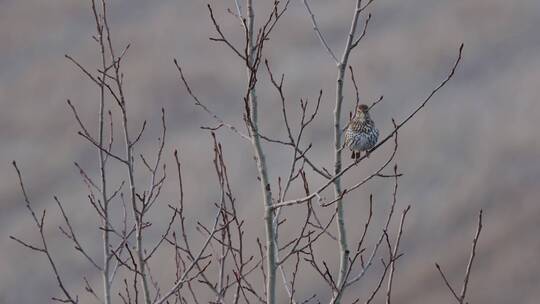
[{"xmin": 436, "ymin": 210, "xmax": 483, "ymax": 304}]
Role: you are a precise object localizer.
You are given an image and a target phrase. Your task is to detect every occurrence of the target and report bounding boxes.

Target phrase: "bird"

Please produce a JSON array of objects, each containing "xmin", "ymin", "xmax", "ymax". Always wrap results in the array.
[{"xmin": 344, "ymin": 104, "xmax": 379, "ymax": 160}]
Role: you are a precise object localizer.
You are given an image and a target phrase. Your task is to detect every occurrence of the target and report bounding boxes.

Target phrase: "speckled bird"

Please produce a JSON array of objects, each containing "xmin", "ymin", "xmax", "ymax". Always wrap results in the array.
[{"xmin": 344, "ymin": 104, "xmax": 379, "ymax": 159}]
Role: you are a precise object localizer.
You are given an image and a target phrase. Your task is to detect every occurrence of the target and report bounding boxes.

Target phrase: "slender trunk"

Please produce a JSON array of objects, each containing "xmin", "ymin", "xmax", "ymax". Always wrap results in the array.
[
  {"xmin": 95, "ymin": 8, "xmax": 111, "ymax": 302},
  {"xmin": 246, "ymin": 1, "xmax": 276, "ymax": 303},
  {"xmin": 99, "ymin": 61, "xmax": 111, "ymax": 304},
  {"xmin": 333, "ymin": 3, "xmax": 363, "ymax": 302},
  {"xmin": 333, "ymin": 63, "xmax": 349, "ymax": 303}
]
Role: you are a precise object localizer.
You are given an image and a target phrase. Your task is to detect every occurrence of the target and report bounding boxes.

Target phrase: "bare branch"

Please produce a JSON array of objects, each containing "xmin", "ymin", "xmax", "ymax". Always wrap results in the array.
[
  {"xmin": 459, "ymin": 209, "xmax": 483, "ymax": 302},
  {"xmin": 55, "ymin": 196, "xmax": 103, "ymax": 270},
  {"xmin": 436, "ymin": 209, "xmax": 483, "ymax": 304},
  {"xmin": 11, "ymin": 161, "xmax": 79, "ymax": 303},
  {"xmin": 435, "ymin": 263, "xmax": 460, "ymax": 302},
  {"xmin": 154, "ymin": 207, "xmax": 223, "ymax": 304},
  {"xmin": 207, "ymin": 4, "xmax": 247, "ymax": 60},
  {"xmin": 385, "ymin": 205, "xmax": 411, "ymax": 304},
  {"xmin": 350, "ymin": 13, "xmax": 372, "ymax": 50},
  {"xmin": 173, "ymin": 59, "xmax": 250, "ymax": 141},
  {"xmin": 301, "ymin": 0, "xmax": 339, "ymax": 63}
]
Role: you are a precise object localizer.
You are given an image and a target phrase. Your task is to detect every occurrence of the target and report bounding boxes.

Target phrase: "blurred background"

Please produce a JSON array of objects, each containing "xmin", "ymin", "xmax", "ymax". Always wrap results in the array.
[{"xmin": 1, "ymin": 0, "xmax": 540, "ymax": 303}]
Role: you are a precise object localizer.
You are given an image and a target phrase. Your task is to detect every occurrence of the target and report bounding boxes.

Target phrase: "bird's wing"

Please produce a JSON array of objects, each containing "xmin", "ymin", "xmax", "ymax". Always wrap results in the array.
[{"xmin": 343, "ymin": 130, "xmax": 351, "ymax": 149}]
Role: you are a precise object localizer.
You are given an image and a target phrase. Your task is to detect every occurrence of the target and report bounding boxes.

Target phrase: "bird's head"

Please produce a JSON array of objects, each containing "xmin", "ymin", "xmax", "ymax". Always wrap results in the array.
[{"xmin": 357, "ymin": 104, "xmax": 369, "ymax": 114}]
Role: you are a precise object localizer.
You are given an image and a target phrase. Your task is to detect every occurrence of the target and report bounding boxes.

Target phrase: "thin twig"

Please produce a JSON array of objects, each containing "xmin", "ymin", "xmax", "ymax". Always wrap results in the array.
[
  {"xmin": 301, "ymin": 0, "xmax": 339, "ymax": 63},
  {"xmin": 385, "ymin": 205, "xmax": 411, "ymax": 304},
  {"xmin": 173, "ymin": 59, "xmax": 250, "ymax": 141}
]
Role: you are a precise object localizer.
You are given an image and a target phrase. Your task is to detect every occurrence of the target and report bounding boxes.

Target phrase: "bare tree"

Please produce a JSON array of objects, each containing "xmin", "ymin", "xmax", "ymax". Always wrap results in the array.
[{"xmin": 10, "ymin": 1, "xmax": 482, "ymax": 304}]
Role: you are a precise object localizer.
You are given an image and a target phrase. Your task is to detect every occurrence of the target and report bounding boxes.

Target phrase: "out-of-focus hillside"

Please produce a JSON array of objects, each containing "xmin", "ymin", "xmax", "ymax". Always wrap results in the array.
[{"xmin": 1, "ymin": 0, "xmax": 540, "ymax": 303}]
